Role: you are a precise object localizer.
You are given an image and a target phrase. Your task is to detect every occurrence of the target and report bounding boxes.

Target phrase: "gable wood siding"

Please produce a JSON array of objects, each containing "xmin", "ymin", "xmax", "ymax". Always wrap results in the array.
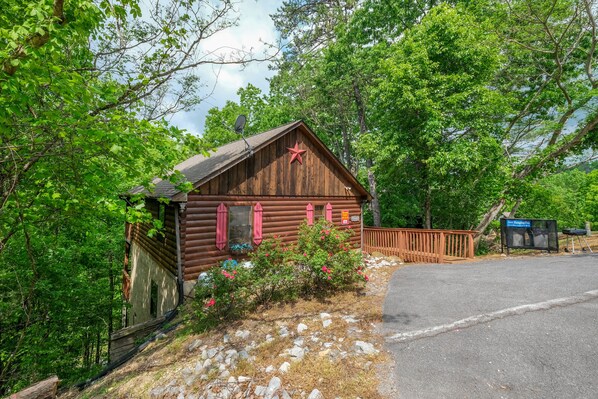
[
  {"xmin": 182, "ymin": 196, "xmax": 362, "ymax": 280},
  {"xmin": 128, "ymin": 199, "xmax": 178, "ymax": 276},
  {"xmin": 196, "ymin": 128, "xmax": 361, "ymax": 198}
]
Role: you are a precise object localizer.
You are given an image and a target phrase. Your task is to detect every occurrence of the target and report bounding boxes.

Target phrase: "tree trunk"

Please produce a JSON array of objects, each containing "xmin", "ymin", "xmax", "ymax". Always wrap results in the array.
[
  {"xmin": 340, "ymin": 128, "xmax": 353, "ymax": 173},
  {"xmin": 366, "ymin": 159, "xmax": 382, "ymax": 227},
  {"xmin": 474, "ymin": 198, "xmax": 506, "ymax": 241},
  {"xmin": 107, "ymin": 251, "xmax": 115, "ymax": 363},
  {"xmin": 8, "ymin": 375, "xmax": 59, "ymax": 399},
  {"xmin": 424, "ymin": 186, "xmax": 432, "ymax": 229},
  {"xmin": 352, "ymin": 80, "xmax": 382, "ymax": 226},
  {"xmin": 508, "ymin": 198, "xmax": 522, "ymax": 218}
]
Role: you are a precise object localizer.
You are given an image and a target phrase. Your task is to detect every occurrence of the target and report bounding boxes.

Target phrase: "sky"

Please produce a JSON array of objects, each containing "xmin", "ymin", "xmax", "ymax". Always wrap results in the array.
[{"xmin": 167, "ymin": 0, "xmax": 283, "ymax": 136}]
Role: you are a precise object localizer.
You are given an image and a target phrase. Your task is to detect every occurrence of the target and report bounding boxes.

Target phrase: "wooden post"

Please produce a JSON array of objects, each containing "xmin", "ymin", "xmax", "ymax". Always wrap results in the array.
[
  {"xmin": 438, "ymin": 232, "xmax": 445, "ymax": 264},
  {"xmin": 10, "ymin": 376, "xmax": 59, "ymax": 399},
  {"xmin": 468, "ymin": 233, "xmax": 475, "ymax": 259}
]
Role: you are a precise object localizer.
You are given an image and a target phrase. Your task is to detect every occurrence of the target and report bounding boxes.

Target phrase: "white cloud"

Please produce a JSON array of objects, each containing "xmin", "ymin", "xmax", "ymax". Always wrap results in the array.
[{"xmin": 169, "ymin": 0, "xmax": 282, "ymax": 136}]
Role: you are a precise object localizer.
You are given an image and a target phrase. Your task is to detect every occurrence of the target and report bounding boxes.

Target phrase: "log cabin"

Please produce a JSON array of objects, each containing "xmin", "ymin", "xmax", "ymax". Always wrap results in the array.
[{"xmin": 123, "ymin": 120, "xmax": 370, "ymax": 326}]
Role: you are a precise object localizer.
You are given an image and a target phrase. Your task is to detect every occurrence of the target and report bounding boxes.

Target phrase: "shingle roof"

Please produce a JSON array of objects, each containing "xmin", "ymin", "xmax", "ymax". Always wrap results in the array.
[
  {"xmin": 128, "ymin": 121, "xmax": 303, "ymax": 200},
  {"xmin": 128, "ymin": 120, "xmax": 370, "ymax": 201}
]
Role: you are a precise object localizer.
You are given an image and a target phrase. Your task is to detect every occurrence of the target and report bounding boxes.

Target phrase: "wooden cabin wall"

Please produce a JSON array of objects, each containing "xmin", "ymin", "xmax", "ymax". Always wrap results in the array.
[
  {"xmin": 199, "ymin": 128, "xmax": 359, "ymax": 197},
  {"xmin": 128, "ymin": 199, "xmax": 178, "ymax": 276},
  {"xmin": 183, "ymin": 195, "xmax": 363, "ymax": 281}
]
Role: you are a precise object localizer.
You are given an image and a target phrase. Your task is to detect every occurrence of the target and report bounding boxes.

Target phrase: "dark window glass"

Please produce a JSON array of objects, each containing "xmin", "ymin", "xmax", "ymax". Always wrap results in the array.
[
  {"xmin": 150, "ymin": 280, "xmax": 158, "ymax": 318},
  {"xmin": 315, "ymin": 205, "xmax": 325, "ymax": 219},
  {"xmin": 229, "ymin": 206, "xmax": 252, "ymax": 245}
]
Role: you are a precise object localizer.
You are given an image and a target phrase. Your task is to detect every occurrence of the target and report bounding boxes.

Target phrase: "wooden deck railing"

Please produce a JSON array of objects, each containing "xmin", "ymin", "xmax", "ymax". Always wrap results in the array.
[{"xmin": 363, "ymin": 227, "xmax": 476, "ymax": 263}]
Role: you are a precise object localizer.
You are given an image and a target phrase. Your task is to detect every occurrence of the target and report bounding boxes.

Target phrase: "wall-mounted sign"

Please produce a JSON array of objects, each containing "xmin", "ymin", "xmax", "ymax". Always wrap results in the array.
[
  {"xmin": 341, "ymin": 210, "xmax": 349, "ymax": 225},
  {"xmin": 506, "ymin": 219, "xmax": 531, "ymax": 228},
  {"xmin": 350, "ymin": 215, "xmax": 360, "ymax": 222}
]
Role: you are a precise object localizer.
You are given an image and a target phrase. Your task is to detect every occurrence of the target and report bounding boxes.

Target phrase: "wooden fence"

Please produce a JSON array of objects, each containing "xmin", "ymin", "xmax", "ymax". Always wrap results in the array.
[{"xmin": 363, "ymin": 227, "xmax": 476, "ymax": 263}]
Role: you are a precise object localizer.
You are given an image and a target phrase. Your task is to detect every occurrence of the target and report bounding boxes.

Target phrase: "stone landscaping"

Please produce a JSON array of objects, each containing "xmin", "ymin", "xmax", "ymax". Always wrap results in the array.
[{"xmin": 65, "ymin": 254, "xmax": 403, "ymax": 399}]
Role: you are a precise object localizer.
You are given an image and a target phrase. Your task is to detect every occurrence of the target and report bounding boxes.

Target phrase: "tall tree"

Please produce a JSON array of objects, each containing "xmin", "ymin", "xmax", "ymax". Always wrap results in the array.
[
  {"xmin": 474, "ymin": 0, "xmax": 598, "ymax": 234},
  {"xmin": 0, "ymin": 0, "xmax": 272, "ymax": 392}
]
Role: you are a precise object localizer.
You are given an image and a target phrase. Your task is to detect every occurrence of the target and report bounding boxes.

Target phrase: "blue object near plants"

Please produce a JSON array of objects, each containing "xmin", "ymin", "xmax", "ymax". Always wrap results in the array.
[
  {"xmin": 229, "ymin": 243, "xmax": 253, "ymax": 254},
  {"xmin": 222, "ymin": 258, "xmax": 238, "ymax": 270}
]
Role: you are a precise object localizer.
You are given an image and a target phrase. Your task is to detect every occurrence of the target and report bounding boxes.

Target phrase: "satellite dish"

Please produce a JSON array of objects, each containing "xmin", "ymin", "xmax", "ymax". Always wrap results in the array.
[
  {"xmin": 233, "ymin": 114, "xmax": 253, "ymax": 156},
  {"xmin": 234, "ymin": 115, "xmax": 247, "ymax": 134}
]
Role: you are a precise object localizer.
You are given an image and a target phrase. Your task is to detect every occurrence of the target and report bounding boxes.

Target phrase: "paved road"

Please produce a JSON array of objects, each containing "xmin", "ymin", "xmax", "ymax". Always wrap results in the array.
[{"xmin": 383, "ymin": 254, "xmax": 598, "ymax": 399}]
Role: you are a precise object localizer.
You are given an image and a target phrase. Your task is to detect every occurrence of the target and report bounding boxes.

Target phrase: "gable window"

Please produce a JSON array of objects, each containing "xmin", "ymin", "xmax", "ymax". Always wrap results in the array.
[
  {"xmin": 229, "ymin": 206, "xmax": 252, "ymax": 245},
  {"xmin": 150, "ymin": 280, "xmax": 158, "ymax": 318}
]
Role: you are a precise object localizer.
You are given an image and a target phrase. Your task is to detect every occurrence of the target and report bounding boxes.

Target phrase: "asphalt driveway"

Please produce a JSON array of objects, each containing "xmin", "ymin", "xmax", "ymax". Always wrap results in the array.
[{"xmin": 383, "ymin": 254, "xmax": 598, "ymax": 399}]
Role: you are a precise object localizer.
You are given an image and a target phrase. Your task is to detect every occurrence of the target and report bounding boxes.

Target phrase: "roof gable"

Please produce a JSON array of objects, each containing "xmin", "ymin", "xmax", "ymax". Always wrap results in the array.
[{"xmin": 129, "ymin": 121, "xmax": 370, "ymax": 201}]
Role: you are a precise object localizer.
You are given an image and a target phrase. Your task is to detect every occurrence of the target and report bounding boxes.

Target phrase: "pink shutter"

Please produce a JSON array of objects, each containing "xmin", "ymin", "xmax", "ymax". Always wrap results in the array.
[
  {"xmin": 306, "ymin": 203, "xmax": 314, "ymax": 225},
  {"xmin": 253, "ymin": 203, "xmax": 263, "ymax": 245},
  {"xmin": 325, "ymin": 203, "xmax": 333, "ymax": 222},
  {"xmin": 216, "ymin": 203, "xmax": 228, "ymax": 250}
]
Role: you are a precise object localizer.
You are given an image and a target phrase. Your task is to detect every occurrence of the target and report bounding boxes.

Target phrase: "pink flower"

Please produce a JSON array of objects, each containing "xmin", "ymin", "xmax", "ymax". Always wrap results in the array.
[
  {"xmin": 320, "ymin": 236, "xmax": 325, "ymax": 240},
  {"xmin": 265, "ymin": 253, "xmax": 269, "ymax": 257},
  {"xmin": 206, "ymin": 298, "xmax": 215, "ymax": 307},
  {"xmin": 327, "ymin": 276, "xmax": 332, "ymax": 280},
  {"xmin": 303, "ymin": 252, "xmax": 307, "ymax": 257},
  {"xmin": 364, "ymin": 275, "xmax": 369, "ymax": 282},
  {"xmin": 322, "ymin": 266, "xmax": 328, "ymax": 272},
  {"xmin": 228, "ymin": 257, "xmax": 232, "ymax": 261}
]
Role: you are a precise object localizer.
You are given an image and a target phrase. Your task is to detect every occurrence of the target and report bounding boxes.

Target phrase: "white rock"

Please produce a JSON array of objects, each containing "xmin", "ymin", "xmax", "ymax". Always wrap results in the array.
[
  {"xmin": 323, "ymin": 342, "xmax": 333, "ymax": 348},
  {"xmin": 207, "ymin": 348, "xmax": 218, "ymax": 359},
  {"xmin": 265, "ymin": 365, "xmax": 275, "ymax": 373},
  {"xmin": 307, "ymin": 389, "xmax": 324, "ymax": 399},
  {"xmin": 288, "ymin": 346, "xmax": 306, "ymax": 361},
  {"xmin": 255, "ymin": 386, "xmax": 267, "ymax": 396},
  {"xmin": 342, "ymin": 315, "xmax": 359, "ymax": 323},
  {"xmin": 223, "ymin": 334, "xmax": 230, "ymax": 343},
  {"xmin": 279, "ymin": 326, "xmax": 289, "ymax": 337},
  {"xmin": 320, "ymin": 313, "xmax": 331, "ymax": 320},
  {"xmin": 188, "ymin": 339, "xmax": 203, "ymax": 352},
  {"xmin": 238, "ymin": 350, "xmax": 250, "ymax": 360},
  {"xmin": 235, "ymin": 330, "xmax": 250, "ymax": 340},
  {"xmin": 294, "ymin": 338, "xmax": 304, "ymax": 347},
  {"xmin": 281, "ymin": 390, "xmax": 292, "ymax": 399},
  {"xmin": 219, "ymin": 370, "xmax": 230, "ymax": 379},
  {"xmin": 219, "ymin": 364, "xmax": 227, "ymax": 372},
  {"xmin": 354, "ymin": 341, "xmax": 378, "ymax": 355},
  {"xmin": 238, "ymin": 376, "xmax": 252, "ymax": 383},
  {"xmin": 266, "ymin": 334, "xmax": 274, "ymax": 343},
  {"xmin": 227, "ymin": 376, "xmax": 237, "ymax": 384},
  {"xmin": 297, "ymin": 323, "xmax": 308, "ymax": 333},
  {"xmin": 279, "ymin": 362, "xmax": 291, "ymax": 373},
  {"xmin": 322, "ymin": 319, "xmax": 332, "ymax": 328},
  {"xmin": 265, "ymin": 376, "xmax": 282, "ymax": 397}
]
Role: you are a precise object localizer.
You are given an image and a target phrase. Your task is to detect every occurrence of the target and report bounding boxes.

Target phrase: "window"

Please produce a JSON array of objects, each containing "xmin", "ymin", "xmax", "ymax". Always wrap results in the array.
[
  {"xmin": 314, "ymin": 205, "xmax": 325, "ymax": 220},
  {"xmin": 229, "ymin": 206, "xmax": 252, "ymax": 245},
  {"xmin": 150, "ymin": 280, "xmax": 158, "ymax": 318}
]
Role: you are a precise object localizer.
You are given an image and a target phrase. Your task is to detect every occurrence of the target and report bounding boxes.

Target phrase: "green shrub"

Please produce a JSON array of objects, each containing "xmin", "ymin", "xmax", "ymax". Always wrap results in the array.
[
  {"xmin": 249, "ymin": 236, "xmax": 299, "ymax": 304},
  {"xmin": 193, "ymin": 259, "xmax": 252, "ymax": 330},
  {"xmin": 295, "ymin": 219, "xmax": 365, "ymax": 292},
  {"xmin": 193, "ymin": 220, "xmax": 366, "ymax": 331}
]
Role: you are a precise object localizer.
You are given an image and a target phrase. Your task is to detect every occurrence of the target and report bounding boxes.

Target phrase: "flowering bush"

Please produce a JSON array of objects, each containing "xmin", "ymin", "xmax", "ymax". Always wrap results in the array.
[
  {"xmin": 295, "ymin": 219, "xmax": 365, "ymax": 292},
  {"xmin": 193, "ymin": 258, "xmax": 251, "ymax": 330},
  {"xmin": 194, "ymin": 220, "xmax": 366, "ymax": 331},
  {"xmin": 249, "ymin": 236, "xmax": 298, "ymax": 303}
]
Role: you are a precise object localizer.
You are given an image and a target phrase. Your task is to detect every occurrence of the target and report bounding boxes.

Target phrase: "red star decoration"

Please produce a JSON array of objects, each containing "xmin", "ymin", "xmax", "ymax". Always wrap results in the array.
[{"xmin": 287, "ymin": 142, "xmax": 307, "ymax": 165}]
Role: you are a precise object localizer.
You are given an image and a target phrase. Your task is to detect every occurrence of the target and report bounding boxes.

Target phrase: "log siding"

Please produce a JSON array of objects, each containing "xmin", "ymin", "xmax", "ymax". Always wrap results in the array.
[
  {"xmin": 128, "ymin": 199, "xmax": 178, "ymax": 276},
  {"xmin": 183, "ymin": 195, "xmax": 363, "ymax": 280}
]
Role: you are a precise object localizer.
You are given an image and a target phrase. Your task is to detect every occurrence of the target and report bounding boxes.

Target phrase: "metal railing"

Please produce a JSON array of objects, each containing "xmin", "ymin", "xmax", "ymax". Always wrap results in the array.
[{"xmin": 363, "ymin": 227, "xmax": 475, "ymax": 263}]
